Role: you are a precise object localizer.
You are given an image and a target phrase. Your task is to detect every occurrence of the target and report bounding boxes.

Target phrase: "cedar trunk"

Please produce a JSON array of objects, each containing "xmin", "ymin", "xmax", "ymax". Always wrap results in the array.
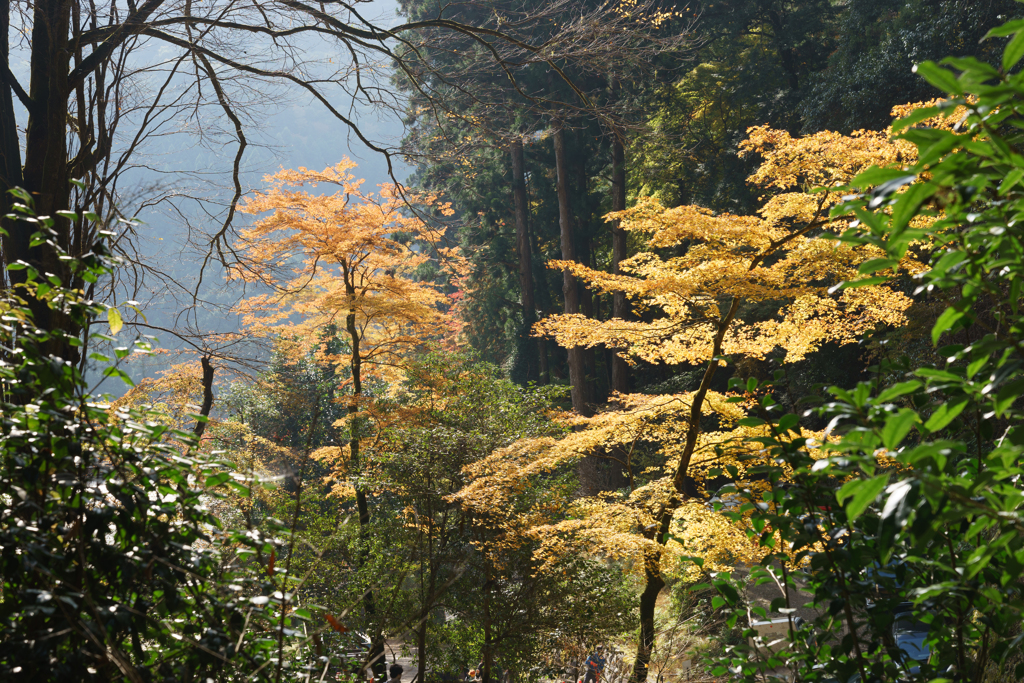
[
  {"xmin": 552, "ymin": 124, "xmax": 590, "ymax": 416},
  {"xmin": 2, "ymin": 0, "xmax": 77, "ymax": 362},
  {"xmin": 511, "ymin": 138, "xmax": 542, "ymax": 382}
]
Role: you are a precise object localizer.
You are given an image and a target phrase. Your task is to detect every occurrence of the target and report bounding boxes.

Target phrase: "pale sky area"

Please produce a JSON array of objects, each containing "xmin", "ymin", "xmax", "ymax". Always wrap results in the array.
[{"xmin": 7, "ymin": 0, "xmax": 414, "ymax": 387}]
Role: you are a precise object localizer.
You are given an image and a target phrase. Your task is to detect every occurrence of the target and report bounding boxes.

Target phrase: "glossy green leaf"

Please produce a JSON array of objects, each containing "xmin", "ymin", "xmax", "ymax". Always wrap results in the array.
[
  {"xmin": 881, "ymin": 408, "xmax": 920, "ymax": 450},
  {"xmin": 1005, "ymin": 31, "xmax": 1024, "ymax": 72},
  {"xmin": 913, "ymin": 61, "xmax": 961, "ymax": 95},
  {"xmin": 838, "ymin": 475, "xmax": 890, "ymax": 520},
  {"xmin": 876, "ymin": 380, "xmax": 923, "ymax": 403},
  {"xmin": 923, "ymin": 398, "xmax": 969, "ymax": 432}
]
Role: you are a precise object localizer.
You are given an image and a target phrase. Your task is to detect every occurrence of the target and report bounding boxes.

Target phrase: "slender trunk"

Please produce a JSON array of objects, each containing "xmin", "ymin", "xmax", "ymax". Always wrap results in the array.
[
  {"xmin": 629, "ymin": 299, "xmax": 741, "ymax": 682},
  {"xmin": 538, "ymin": 340, "xmax": 549, "ymax": 385},
  {"xmin": 416, "ymin": 616, "xmax": 427, "ymax": 683},
  {"xmin": 0, "ymin": 0, "xmax": 24, "ymax": 268},
  {"xmin": 482, "ymin": 558, "xmax": 494, "ymax": 683},
  {"xmin": 610, "ymin": 131, "xmax": 629, "ymax": 395},
  {"xmin": 574, "ymin": 141, "xmax": 598, "ymax": 401},
  {"xmin": 344, "ymin": 269, "xmax": 384, "ymax": 679},
  {"xmin": 511, "ymin": 138, "xmax": 535, "ymax": 323},
  {"xmin": 629, "ymin": 513, "xmax": 670, "ymax": 683},
  {"xmin": 192, "ymin": 356, "xmax": 215, "ymax": 438},
  {"xmin": 553, "ymin": 123, "xmax": 590, "ymax": 417},
  {"xmin": 524, "ymin": 157, "xmax": 549, "ymax": 385}
]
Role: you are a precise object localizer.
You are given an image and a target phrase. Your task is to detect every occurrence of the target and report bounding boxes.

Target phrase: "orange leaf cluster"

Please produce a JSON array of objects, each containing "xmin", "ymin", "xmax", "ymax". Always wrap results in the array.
[{"xmin": 231, "ymin": 161, "xmax": 462, "ymax": 390}]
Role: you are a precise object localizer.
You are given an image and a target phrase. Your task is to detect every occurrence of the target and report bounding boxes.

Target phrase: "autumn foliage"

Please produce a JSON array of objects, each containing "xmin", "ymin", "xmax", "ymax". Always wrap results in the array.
[
  {"xmin": 451, "ymin": 106, "xmax": 943, "ymax": 680},
  {"xmin": 231, "ymin": 162, "xmax": 459, "ymax": 385}
]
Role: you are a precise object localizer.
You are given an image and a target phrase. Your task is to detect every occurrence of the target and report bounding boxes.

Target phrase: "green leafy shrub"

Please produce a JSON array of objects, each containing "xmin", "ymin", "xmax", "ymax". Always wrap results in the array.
[
  {"xmin": 709, "ymin": 17, "xmax": 1024, "ymax": 683},
  {"xmin": 0, "ymin": 196, "xmax": 308, "ymax": 682}
]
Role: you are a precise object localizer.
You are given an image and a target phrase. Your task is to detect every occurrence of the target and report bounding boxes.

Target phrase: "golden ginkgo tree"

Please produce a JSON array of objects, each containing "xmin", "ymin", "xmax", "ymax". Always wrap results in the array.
[{"xmin": 459, "ymin": 106, "xmax": 937, "ymax": 682}]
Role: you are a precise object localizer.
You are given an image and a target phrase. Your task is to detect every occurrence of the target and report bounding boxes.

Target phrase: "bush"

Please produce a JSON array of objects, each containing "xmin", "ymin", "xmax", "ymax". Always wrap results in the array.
[
  {"xmin": 0, "ymin": 196, "xmax": 308, "ymax": 682},
  {"xmin": 710, "ymin": 18, "xmax": 1024, "ymax": 682}
]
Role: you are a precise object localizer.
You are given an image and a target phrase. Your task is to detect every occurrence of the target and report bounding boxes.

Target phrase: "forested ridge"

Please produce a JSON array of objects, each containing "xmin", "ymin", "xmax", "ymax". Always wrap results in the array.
[{"xmin": 4, "ymin": 0, "xmax": 1024, "ymax": 682}]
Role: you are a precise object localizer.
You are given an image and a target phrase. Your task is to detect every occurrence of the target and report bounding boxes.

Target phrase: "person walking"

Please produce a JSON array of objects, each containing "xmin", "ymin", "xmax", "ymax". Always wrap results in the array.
[
  {"xmin": 388, "ymin": 664, "xmax": 404, "ymax": 683},
  {"xmin": 583, "ymin": 647, "xmax": 606, "ymax": 683}
]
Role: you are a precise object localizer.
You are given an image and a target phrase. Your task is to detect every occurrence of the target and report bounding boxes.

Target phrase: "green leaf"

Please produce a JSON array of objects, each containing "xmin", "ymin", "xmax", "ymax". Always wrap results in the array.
[
  {"xmin": 857, "ymin": 258, "xmax": 898, "ymax": 275},
  {"xmin": 777, "ymin": 414, "xmax": 800, "ymax": 433},
  {"xmin": 852, "ymin": 167, "xmax": 919, "ymax": 186},
  {"xmin": 107, "ymin": 307, "xmax": 123, "ymax": 335},
  {"xmin": 838, "ymin": 276, "xmax": 890, "ymax": 290},
  {"xmin": 930, "ymin": 249, "xmax": 966, "ymax": 278},
  {"xmin": 838, "ymin": 475, "xmax": 890, "ymax": 520},
  {"xmin": 995, "ymin": 378, "xmax": 1024, "ymax": 417},
  {"xmin": 985, "ymin": 19, "xmax": 1024, "ymax": 39},
  {"xmin": 876, "ymin": 380, "xmax": 923, "ymax": 403},
  {"xmin": 932, "ymin": 306, "xmax": 966, "ymax": 345},
  {"xmin": 205, "ymin": 472, "xmax": 232, "ymax": 488},
  {"xmin": 999, "ymin": 168, "xmax": 1024, "ymax": 195},
  {"xmin": 891, "ymin": 182, "xmax": 938, "ymax": 236},
  {"xmin": 1005, "ymin": 31, "xmax": 1024, "ymax": 72},
  {"xmin": 966, "ymin": 353, "xmax": 991, "ymax": 379},
  {"xmin": 913, "ymin": 62, "xmax": 961, "ymax": 95},
  {"xmin": 892, "ymin": 107, "xmax": 942, "ymax": 133},
  {"xmin": 881, "ymin": 409, "xmax": 920, "ymax": 450},
  {"xmin": 923, "ymin": 398, "xmax": 969, "ymax": 432}
]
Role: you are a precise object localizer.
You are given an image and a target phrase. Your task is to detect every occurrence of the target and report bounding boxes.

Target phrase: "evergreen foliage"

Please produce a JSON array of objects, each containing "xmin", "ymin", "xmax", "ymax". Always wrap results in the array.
[
  {"xmin": 713, "ymin": 21, "xmax": 1024, "ymax": 680},
  {"xmin": 0, "ymin": 197, "xmax": 307, "ymax": 682}
]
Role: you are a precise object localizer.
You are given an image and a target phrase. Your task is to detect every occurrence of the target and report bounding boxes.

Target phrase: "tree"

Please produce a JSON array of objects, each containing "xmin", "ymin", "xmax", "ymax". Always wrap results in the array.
[
  {"xmin": 462, "ymin": 115, "xmax": 927, "ymax": 681},
  {"xmin": 374, "ymin": 352, "xmax": 573, "ymax": 683},
  {"xmin": 229, "ymin": 161, "xmax": 460, "ymax": 675},
  {"xmin": 629, "ymin": 0, "xmax": 837, "ymax": 212},
  {"xmin": 396, "ymin": 0, "xmax": 691, "ymax": 404},
  {"xmin": 801, "ymin": 0, "xmax": 1018, "ymax": 133}
]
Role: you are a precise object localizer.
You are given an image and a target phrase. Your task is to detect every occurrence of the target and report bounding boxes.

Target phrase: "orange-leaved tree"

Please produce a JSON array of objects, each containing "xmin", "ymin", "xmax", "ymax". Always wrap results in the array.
[
  {"xmin": 229, "ymin": 161, "xmax": 459, "ymax": 674},
  {"xmin": 461, "ymin": 108, "xmax": 934, "ymax": 682}
]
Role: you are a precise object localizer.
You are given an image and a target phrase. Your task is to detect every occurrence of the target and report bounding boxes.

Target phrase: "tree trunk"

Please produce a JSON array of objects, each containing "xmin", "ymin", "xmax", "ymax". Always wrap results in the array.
[
  {"xmin": 511, "ymin": 138, "xmax": 535, "ymax": 324},
  {"xmin": 2, "ymin": 0, "xmax": 77, "ymax": 362},
  {"xmin": 574, "ymin": 140, "xmax": 599, "ymax": 403},
  {"xmin": 610, "ymin": 131, "xmax": 629, "ymax": 396},
  {"xmin": 538, "ymin": 339, "xmax": 549, "ymax": 385},
  {"xmin": 511, "ymin": 137, "xmax": 539, "ymax": 383},
  {"xmin": 630, "ymin": 547, "xmax": 667, "ymax": 683},
  {"xmin": 0, "ymin": 0, "xmax": 23, "ymax": 243},
  {"xmin": 553, "ymin": 123, "xmax": 590, "ymax": 417},
  {"xmin": 345, "ymin": 269, "xmax": 385, "ymax": 679},
  {"xmin": 416, "ymin": 615, "xmax": 428, "ymax": 683},
  {"xmin": 192, "ymin": 357, "xmax": 215, "ymax": 438},
  {"xmin": 482, "ymin": 559, "xmax": 494, "ymax": 683},
  {"xmin": 629, "ymin": 298, "xmax": 744, "ymax": 682}
]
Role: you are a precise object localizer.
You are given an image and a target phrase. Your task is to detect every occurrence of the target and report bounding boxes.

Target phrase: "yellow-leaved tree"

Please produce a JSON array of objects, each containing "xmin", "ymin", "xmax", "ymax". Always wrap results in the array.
[
  {"xmin": 229, "ymin": 161, "xmax": 460, "ymax": 674},
  {"xmin": 458, "ymin": 106, "xmax": 937, "ymax": 682}
]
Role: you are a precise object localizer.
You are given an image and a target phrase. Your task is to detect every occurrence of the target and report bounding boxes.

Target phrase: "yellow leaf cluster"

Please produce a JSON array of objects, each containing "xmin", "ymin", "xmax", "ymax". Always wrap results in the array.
[{"xmin": 483, "ymin": 113, "xmax": 938, "ymax": 578}]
